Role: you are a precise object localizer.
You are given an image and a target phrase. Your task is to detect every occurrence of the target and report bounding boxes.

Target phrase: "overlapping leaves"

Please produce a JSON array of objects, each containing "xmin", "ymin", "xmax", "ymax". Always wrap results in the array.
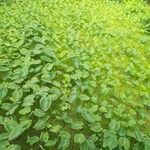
[{"xmin": 0, "ymin": 0, "xmax": 149, "ymax": 149}]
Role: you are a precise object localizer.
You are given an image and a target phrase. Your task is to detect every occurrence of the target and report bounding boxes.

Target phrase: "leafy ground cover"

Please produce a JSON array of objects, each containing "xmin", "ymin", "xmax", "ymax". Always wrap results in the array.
[{"xmin": 0, "ymin": 0, "xmax": 150, "ymax": 149}]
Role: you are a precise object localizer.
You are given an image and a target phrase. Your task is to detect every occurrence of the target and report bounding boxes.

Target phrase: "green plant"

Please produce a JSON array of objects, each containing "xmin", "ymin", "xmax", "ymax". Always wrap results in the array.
[{"xmin": 0, "ymin": 0, "xmax": 149, "ymax": 149}]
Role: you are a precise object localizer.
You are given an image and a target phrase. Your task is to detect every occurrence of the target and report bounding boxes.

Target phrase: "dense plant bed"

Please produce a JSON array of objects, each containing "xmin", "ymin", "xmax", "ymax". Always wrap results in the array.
[{"xmin": 0, "ymin": 0, "xmax": 150, "ymax": 149}]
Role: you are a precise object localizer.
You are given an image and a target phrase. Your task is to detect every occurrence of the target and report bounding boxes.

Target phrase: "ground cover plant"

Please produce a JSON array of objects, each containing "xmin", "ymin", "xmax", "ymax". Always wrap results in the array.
[{"xmin": 0, "ymin": 0, "xmax": 150, "ymax": 149}]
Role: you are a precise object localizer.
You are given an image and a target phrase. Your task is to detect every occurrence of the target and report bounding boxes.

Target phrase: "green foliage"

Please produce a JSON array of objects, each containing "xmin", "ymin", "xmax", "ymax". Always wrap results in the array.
[{"xmin": 0, "ymin": 0, "xmax": 149, "ymax": 149}]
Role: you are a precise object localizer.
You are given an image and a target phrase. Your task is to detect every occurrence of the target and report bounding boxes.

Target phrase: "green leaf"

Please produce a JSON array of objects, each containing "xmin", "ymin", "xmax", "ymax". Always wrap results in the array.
[
  {"xmin": 8, "ymin": 124, "xmax": 26, "ymax": 141},
  {"xmin": 64, "ymin": 74, "xmax": 71, "ymax": 82},
  {"xmin": 40, "ymin": 95, "xmax": 52, "ymax": 112},
  {"xmin": 99, "ymin": 106, "xmax": 107, "ymax": 113},
  {"xmin": 40, "ymin": 55, "xmax": 52, "ymax": 62},
  {"xmin": 90, "ymin": 123, "xmax": 102, "ymax": 132},
  {"xmin": 0, "ymin": 116, "xmax": 4, "ymax": 124},
  {"xmin": 22, "ymin": 94, "xmax": 35, "ymax": 107},
  {"xmin": 7, "ymin": 144, "xmax": 21, "ymax": 150},
  {"xmin": 103, "ymin": 135, "xmax": 118, "ymax": 150},
  {"xmin": 77, "ymin": 106, "xmax": 97, "ymax": 123},
  {"xmin": 40, "ymin": 132, "xmax": 49, "ymax": 143},
  {"xmin": 0, "ymin": 86, "xmax": 8, "ymax": 99},
  {"xmin": 11, "ymin": 89, "xmax": 23, "ymax": 102},
  {"xmin": 74, "ymin": 134, "xmax": 86, "ymax": 144},
  {"xmin": 0, "ymin": 133, "xmax": 9, "ymax": 141},
  {"xmin": 45, "ymin": 138, "xmax": 57, "ymax": 147},
  {"xmin": 21, "ymin": 119, "xmax": 32, "ymax": 129},
  {"xmin": 33, "ymin": 108, "xmax": 45, "ymax": 117},
  {"xmin": 144, "ymin": 139, "xmax": 150, "ymax": 150},
  {"xmin": 8, "ymin": 83, "xmax": 20, "ymax": 90},
  {"xmin": 62, "ymin": 113, "xmax": 73, "ymax": 124},
  {"xmin": 19, "ymin": 107, "xmax": 31, "ymax": 115},
  {"xmin": 1, "ymin": 103, "xmax": 11, "ymax": 110},
  {"xmin": 89, "ymin": 105, "xmax": 98, "ymax": 113},
  {"xmin": 109, "ymin": 119, "xmax": 120, "ymax": 132},
  {"xmin": 6, "ymin": 103, "xmax": 19, "ymax": 115},
  {"xmin": 4, "ymin": 119, "xmax": 18, "ymax": 132},
  {"xmin": 71, "ymin": 121, "xmax": 83, "ymax": 130},
  {"xmin": 27, "ymin": 136, "xmax": 39, "ymax": 145},
  {"xmin": 69, "ymin": 87, "xmax": 78, "ymax": 103},
  {"xmin": 89, "ymin": 134, "xmax": 98, "ymax": 143},
  {"xmin": 49, "ymin": 125, "xmax": 61, "ymax": 133},
  {"xmin": 0, "ymin": 140, "xmax": 9, "ymax": 149},
  {"xmin": 58, "ymin": 131, "xmax": 70, "ymax": 150},
  {"xmin": 80, "ymin": 140, "xmax": 89, "ymax": 150},
  {"xmin": 119, "ymin": 137, "xmax": 130, "ymax": 150},
  {"xmin": 44, "ymin": 63, "xmax": 53, "ymax": 71},
  {"xmin": 79, "ymin": 94, "xmax": 90, "ymax": 101},
  {"xmin": 34, "ymin": 118, "xmax": 46, "ymax": 130},
  {"xmin": 53, "ymin": 81, "xmax": 61, "ymax": 87}
]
